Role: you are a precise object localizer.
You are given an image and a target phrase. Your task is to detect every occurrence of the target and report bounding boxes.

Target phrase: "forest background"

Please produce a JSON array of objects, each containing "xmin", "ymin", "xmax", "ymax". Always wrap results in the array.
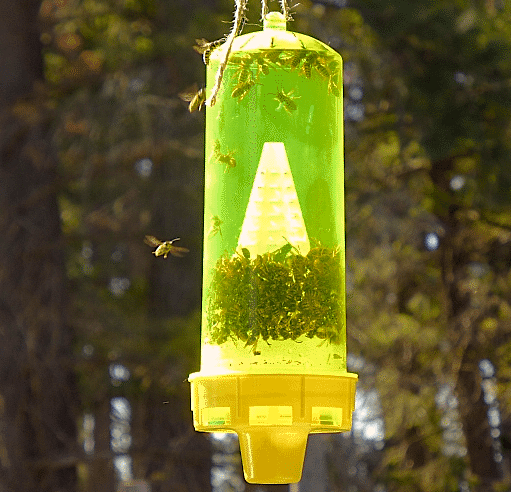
[{"xmin": 1, "ymin": 0, "xmax": 511, "ymax": 491}]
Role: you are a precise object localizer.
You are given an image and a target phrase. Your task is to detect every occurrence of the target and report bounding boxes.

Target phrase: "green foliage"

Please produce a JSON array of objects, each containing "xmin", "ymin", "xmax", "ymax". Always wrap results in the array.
[
  {"xmin": 350, "ymin": 0, "xmax": 511, "ymax": 208},
  {"xmin": 207, "ymin": 243, "xmax": 344, "ymax": 351}
]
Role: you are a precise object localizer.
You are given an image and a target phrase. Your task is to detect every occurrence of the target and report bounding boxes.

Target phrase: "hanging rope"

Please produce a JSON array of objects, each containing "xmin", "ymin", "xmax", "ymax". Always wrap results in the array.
[
  {"xmin": 206, "ymin": 0, "xmax": 248, "ymax": 107},
  {"xmin": 280, "ymin": 0, "xmax": 291, "ymax": 21},
  {"xmin": 261, "ymin": 0, "xmax": 269, "ymax": 21},
  {"xmin": 206, "ymin": 0, "xmax": 292, "ymax": 108}
]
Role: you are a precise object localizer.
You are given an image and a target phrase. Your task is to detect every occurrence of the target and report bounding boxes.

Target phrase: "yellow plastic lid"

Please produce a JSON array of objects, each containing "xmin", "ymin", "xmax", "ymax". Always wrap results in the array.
[{"xmin": 189, "ymin": 372, "xmax": 357, "ymax": 483}]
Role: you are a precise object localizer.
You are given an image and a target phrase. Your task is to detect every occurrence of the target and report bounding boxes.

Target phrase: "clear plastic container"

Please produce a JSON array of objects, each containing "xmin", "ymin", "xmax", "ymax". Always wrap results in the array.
[
  {"xmin": 189, "ymin": 12, "xmax": 357, "ymax": 484},
  {"xmin": 201, "ymin": 13, "xmax": 345, "ymax": 376}
]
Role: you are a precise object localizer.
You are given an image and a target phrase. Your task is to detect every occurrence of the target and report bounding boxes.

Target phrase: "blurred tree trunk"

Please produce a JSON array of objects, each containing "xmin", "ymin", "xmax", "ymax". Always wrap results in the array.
[
  {"xmin": 455, "ymin": 342, "xmax": 502, "ymax": 490},
  {"xmin": 0, "ymin": 1, "xmax": 79, "ymax": 491},
  {"xmin": 0, "ymin": 0, "xmax": 42, "ymax": 109},
  {"xmin": 500, "ymin": 419, "xmax": 511, "ymax": 483},
  {"xmin": 88, "ymin": 400, "xmax": 115, "ymax": 492},
  {"xmin": 440, "ymin": 191, "xmax": 503, "ymax": 490}
]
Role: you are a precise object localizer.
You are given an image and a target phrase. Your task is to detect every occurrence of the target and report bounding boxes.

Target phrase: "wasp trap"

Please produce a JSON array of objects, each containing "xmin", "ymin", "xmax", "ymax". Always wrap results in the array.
[{"xmin": 189, "ymin": 11, "xmax": 357, "ymax": 484}]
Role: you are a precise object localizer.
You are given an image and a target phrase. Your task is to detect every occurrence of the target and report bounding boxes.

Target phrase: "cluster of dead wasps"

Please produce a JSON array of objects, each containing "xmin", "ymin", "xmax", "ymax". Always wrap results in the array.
[
  {"xmin": 179, "ymin": 38, "xmax": 341, "ymax": 113},
  {"xmin": 206, "ymin": 241, "xmax": 343, "ymax": 355},
  {"xmin": 229, "ymin": 48, "xmax": 341, "ymax": 107}
]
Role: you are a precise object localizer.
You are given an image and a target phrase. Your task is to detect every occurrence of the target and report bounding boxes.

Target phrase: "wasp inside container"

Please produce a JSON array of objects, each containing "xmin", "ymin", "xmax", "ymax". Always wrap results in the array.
[{"xmin": 201, "ymin": 39, "xmax": 345, "ymax": 376}]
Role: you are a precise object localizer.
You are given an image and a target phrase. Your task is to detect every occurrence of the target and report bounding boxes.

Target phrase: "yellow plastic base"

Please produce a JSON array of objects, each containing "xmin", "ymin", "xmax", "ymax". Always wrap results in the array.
[{"xmin": 189, "ymin": 372, "xmax": 357, "ymax": 484}]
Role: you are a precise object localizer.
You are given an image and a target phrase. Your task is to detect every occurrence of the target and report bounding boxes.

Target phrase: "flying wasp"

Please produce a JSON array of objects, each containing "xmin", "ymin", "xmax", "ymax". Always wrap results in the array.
[
  {"xmin": 179, "ymin": 83, "xmax": 206, "ymax": 112},
  {"xmin": 193, "ymin": 38, "xmax": 223, "ymax": 65},
  {"xmin": 211, "ymin": 140, "xmax": 236, "ymax": 172},
  {"xmin": 274, "ymin": 88, "xmax": 300, "ymax": 113},
  {"xmin": 144, "ymin": 236, "xmax": 190, "ymax": 258}
]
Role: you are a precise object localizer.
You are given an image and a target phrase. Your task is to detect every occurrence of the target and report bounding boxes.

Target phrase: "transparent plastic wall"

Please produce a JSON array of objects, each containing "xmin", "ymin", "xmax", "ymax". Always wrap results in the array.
[{"xmin": 201, "ymin": 13, "xmax": 345, "ymax": 377}]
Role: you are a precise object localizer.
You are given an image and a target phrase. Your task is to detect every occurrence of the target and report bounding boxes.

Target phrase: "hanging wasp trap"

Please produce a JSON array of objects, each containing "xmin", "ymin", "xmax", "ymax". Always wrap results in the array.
[{"xmin": 188, "ymin": 10, "xmax": 357, "ymax": 484}]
